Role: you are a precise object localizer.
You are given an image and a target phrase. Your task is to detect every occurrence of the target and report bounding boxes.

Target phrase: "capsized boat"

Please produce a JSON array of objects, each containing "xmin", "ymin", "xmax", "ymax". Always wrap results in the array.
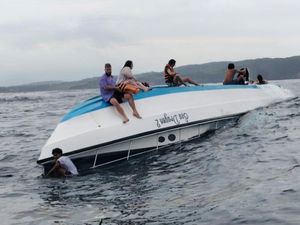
[{"xmin": 37, "ymin": 84, "xmax": 293, "ymax": 173}]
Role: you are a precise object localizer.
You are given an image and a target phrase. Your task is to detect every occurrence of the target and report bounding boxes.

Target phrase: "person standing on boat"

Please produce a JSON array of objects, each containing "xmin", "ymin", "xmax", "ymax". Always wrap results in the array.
[
  {"xmin": 223, "ymin": 63, "xmax": 245, "ymax": 85},
  {"xmin": 164, "ymin": 59, "xmax": 198, "ymax": 86},
  {"xmin": 46, "ymin": 148, "xmax": 79, "ymax": 177},
  {"xmin": 99, "ymin": 63, "xmax": 141, "ymax": 123},
  {"xmin": 117, "ymin": 60, "xmax": 150, "ymax": 92}
]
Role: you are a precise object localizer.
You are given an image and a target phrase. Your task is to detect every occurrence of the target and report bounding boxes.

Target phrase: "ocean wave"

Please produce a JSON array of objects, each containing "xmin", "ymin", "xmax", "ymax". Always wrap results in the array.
[
  {"xmin": 0, "ymin": 167, "xmax": 17, "ymax": 178},
  {"xmin": 0, "ymin": 154, "xmax": 17, "ymax": 162},
  {"xmin": 0, "ymin": 130, "xmax": 34, "ymax": 138},
  {"xmin": 0, "ymin": 96, "xmax": 43, "ymax": 103}
]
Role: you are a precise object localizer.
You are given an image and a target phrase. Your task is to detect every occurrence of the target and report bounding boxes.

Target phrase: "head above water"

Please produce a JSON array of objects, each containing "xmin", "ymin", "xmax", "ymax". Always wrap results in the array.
[
  {"xmin": 104, "ymin": 63, "xmax": 112, "ymax": 76},
  {"xmin": 257, "ymin": 74, "xmax": 263, "ymax": 82},
  {"xmin": 168, "ymin": 59, "xmax": 176, "ymax": 67},
  {"xmin": 52, "ymin": 148, "xmax": 63, "ymax": 159},
  {"xmin": 228, "ymin": 63, "xmax": 235, "ymax": 69},
  {"xmin": 123, "ymin": 60, "xmax": 133, "ymax": 69}
]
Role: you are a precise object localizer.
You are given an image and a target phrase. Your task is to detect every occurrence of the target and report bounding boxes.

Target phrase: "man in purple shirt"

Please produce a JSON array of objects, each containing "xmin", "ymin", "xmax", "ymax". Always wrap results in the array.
[{"xmin": 99, "ymin": 63, "xmax": 141, "ymax": 123}]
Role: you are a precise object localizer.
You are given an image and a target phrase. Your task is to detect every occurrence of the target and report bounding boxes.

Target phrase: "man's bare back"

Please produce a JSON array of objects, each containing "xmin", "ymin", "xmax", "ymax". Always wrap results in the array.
[
  {"xmin": 223, "ymin": 63, "xmax": 246, "ymax": 85},
  {"xmin": 223, "ymin": 69, "xmax": 237, "ymax": 84}
]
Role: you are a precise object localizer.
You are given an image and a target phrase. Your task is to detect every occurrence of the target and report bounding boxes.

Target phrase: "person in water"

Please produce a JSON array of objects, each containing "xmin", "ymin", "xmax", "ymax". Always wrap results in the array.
[
  {"xmin": 256, "ymin": 74, "xmax": 268, "ymax": 84},
  {"xmin": 117, "ymin": 60, "xmax": 151, "ymax": 92},
  {"xmin": 46, "ymin": 148, "xmax": 79, "ymax": 177},
  {"xmin": 223, "ymin": 63, "xmax": 246, "ymax": 85},
  {"xmin": 164, "ymin": 59, "xmax": 199, "ymax": 86},
  {"xmin": 99, "ymin": 63, "xmax": 141, "ymax": 123}
]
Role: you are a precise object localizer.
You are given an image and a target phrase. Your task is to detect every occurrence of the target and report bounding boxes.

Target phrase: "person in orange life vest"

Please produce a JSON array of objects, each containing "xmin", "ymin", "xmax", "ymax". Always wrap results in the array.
[
  {"xmin": 117, "ymin": 60, "xmax": 151, "ymax": 92},
  {"xmin": 99, "ymin": 63, "xmax": 142, "ymax": 123},
  {"xmin": 164, "ymin": 59, "xmax": 199, "ymax": 86}
]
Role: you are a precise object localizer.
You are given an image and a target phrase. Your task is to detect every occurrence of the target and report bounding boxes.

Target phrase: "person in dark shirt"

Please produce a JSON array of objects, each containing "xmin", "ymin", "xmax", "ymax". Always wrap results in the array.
[
  {"xmin": 164, "ymin": 59, "xmax": 198, "ymax": 86},
  {"xmin": 256, "ymin": 74, "xmax": 268, "ymax": 84}
]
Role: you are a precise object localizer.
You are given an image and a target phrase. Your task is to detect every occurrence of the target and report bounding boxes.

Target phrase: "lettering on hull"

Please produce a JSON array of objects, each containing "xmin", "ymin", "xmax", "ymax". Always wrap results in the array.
[{"xmin": 155, "ymin": 113, "xmax": 189, "ymax": 128}]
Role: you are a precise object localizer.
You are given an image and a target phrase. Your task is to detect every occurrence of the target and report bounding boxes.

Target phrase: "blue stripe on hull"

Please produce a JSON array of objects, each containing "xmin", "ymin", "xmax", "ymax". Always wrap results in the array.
[{"xmin": 61, "ymin": 85, "xmax": 258, "ymax": 122}]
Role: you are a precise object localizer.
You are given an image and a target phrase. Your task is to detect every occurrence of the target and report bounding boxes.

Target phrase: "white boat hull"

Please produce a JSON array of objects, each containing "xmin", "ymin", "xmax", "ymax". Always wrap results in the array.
[{"xmin": 37, "ymin": 84, "xmax": 293, "ymax": 173}]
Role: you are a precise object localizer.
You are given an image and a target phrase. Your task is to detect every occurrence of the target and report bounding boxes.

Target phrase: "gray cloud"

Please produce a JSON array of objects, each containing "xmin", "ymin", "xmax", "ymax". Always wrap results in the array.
[
  {"xmin": 0, "ymin": 18, "xmax": 128, "ymax": 49},
  {"xmin": 0, "ymin": 0, "xmax": 300, "ymax": 85}
]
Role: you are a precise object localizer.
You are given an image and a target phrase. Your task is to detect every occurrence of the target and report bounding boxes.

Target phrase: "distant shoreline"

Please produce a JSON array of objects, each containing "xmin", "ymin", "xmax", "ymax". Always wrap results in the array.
[{"xmin": 1, "ymin": 56, "xmax": 300, "ymax": 93}]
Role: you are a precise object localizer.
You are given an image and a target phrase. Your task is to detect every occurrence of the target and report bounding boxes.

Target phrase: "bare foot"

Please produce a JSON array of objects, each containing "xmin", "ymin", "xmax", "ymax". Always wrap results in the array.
[
  {"xmin": 133, "ymin": 112, "xmax": 142, "ymax": 119},
  {"xmin": 123, "ymin": 118, "xmax": 129, "ymax": 124}
]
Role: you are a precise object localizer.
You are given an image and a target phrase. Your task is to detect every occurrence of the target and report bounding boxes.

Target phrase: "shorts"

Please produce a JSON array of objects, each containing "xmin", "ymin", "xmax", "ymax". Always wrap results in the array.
[
  {"xmin": 223, "ymin": 79, "xmax": 241, "ymax": 85},
  {"xmin": 108, "ymin": 90, "xmax": 124, "ymax": 103},
  {"xmin": 166, "ymin": 82, "xmax": 177, "ymax": 87},
  {"xmin": 65, "ymin": 171, "xmax": 72, "ymax": 176}
]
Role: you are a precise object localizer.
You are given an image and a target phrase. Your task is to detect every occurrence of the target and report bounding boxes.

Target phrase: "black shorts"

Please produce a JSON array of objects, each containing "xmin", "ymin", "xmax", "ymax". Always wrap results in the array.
[
  {"xmin": 166, "ymin": 82, "xmax": 177, "ymax": 87},
  {"xmin": 109, "ymin": 90, "xmax": 124, "ymax": 104},
  {"xmin": 223, "ymin": 79, "xmax": 240, "ymax": 85},
  {"xmin": 65, "ymin": 171, "xmax": 72, "ymax": 176}
]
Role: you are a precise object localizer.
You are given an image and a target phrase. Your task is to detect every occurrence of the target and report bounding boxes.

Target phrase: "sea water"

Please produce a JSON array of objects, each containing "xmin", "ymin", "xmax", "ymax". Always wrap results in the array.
[{"xmin": 0, "ymin": 80, "xmax": 300, "ymax": 225}]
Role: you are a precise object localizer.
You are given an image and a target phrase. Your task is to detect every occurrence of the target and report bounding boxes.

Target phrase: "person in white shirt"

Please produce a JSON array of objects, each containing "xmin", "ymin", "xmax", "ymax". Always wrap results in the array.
[
  {"xmin": 46, "ymin": 148, "xmax": 79, "ymax": 177},
  {"xmin": 117, "ymin": 60, "xmax": 151, "ymax": 92}
]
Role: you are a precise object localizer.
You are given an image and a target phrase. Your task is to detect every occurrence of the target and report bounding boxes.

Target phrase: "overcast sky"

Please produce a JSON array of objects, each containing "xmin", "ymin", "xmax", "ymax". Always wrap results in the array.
[{"xmin": 0, "ymin": 0, "xmax": 300, "ymax": 86}]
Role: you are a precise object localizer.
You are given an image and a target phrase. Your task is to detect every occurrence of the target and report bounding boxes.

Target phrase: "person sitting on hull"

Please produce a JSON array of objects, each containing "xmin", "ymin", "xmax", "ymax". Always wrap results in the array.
[
  {"xmin": 256, "ymin": 74, "xmax": 268, "ymax": 84},
  {"xmin": 164, "ymin": 59, "xmax": 199, "ymax": 87},
  {"xmin": 223, "ymin": 63, "xmax": 246, "ymax": 85},
  {"xmin": 117, "ymin": 60, "xmax": 151, "ymax": 92},
  {"xmin": 237, "ymin": 68, "xmax": 250, "ymax": 84},
  {"xmin": 99, "ymin": 63, "xmax": 142, "ymax": 123},
  {"xmin": 46, "ymin": 148, "xmax": 79, "ymax": 177}
]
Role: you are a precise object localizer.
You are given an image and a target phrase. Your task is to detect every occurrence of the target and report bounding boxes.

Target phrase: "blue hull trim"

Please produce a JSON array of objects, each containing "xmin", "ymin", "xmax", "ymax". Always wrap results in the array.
[{"xmin": 61, "ymin": 85, "xmax": 258, "ymax": 122}]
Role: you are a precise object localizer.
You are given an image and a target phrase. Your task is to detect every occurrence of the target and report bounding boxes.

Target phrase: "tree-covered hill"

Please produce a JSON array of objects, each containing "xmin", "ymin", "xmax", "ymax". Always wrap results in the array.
[{"xmin": 1, "ymin": 56, "xmax": 300, "ymax": 92}]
